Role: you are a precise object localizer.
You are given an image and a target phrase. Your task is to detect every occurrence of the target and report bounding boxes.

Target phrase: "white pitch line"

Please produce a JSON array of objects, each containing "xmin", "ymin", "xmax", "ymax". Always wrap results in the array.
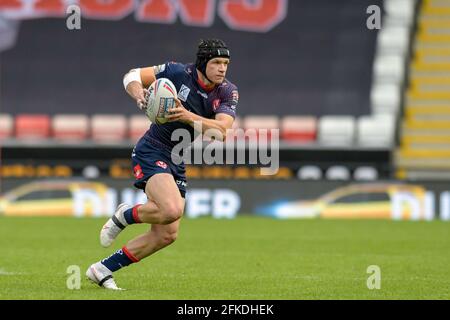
[{"xmin": 0, "ymin": 268, "xmax": 23, "ymax": 276}]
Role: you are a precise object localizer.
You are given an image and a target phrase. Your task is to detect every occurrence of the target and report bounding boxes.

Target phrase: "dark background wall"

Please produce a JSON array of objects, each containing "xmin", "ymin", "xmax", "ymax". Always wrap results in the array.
[{"xmin": 0, "ymin": 0, "xmax": 381, "ymax": 116}]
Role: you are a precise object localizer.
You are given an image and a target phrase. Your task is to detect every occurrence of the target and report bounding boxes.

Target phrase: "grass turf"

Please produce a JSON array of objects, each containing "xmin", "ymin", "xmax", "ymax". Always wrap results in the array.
[{"xmin": 0, "ymin": 216, "xmax": 449, "ymax": 300}]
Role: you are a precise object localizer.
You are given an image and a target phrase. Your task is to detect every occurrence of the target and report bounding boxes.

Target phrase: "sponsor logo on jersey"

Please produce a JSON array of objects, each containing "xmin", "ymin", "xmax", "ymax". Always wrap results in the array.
[
  {"xmin": 197, "ymin": 90, "xmax": 208, "ymax": 99},
  {"xmin": 176, "ymin": 179, "xmax": 187, "ymax": 187},
  {"xmin": 212, "ymin": 99, "xmax": 221, "ymax": 111},
  {"xmin": 178, "ymin": 84, "xmax": 191, "ymax": 102},
  {"xmin": 155, "ymin": 161, "xmax": 168, "ymax": 169},
  {"xmin": 133, "ymin": 164, "xmax": 144, "ymax": 179}
]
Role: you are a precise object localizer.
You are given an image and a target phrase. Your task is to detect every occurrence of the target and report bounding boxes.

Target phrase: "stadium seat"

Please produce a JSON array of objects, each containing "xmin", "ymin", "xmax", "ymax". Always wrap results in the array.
[
  {"xmin": 357, "ymin": 114, "xmax": 396, "ymax": 147},
  {"xmin": 243, "ymin": 116, "xmax": 279, "ymax": 142},
  {"xmin": 0, "ymin": 114, "xmax": 13, "ymax": 140},
  {"xmin": 129, "ymin": 115, "xmax": 151, "ymax": 143},
  {"xmin": 52, "ymin": 114, "xmax": 89, "ymax": 141},
  {"xmin": 281, "ymin": 116, "xmax": 317, "ymax": 143},
  {"xmin": 384, "ymin": 0, "xmax": 416, "ymax": 26},
  {"xmin": 297, "ymin": 165, "xmax": 322, "ymax": 180},
  {"xmin": 15, "ymin": 114, "xmax": 51, "ymax": 140},
  {"xmin": 325, "ymin": 166, "xmax": 351, "ymax": 180},
  {"xmin": 376, "ymin": 25, "xmax": 410, "ymax": 55},
  {"xmin": 373, "ymin": 54, "xmax": 405, "ymax": 84},
  {"xmin": 318, "ymin": 116, "xmax": 355, "ymax": 146},
  {"xmin": 370, "ymin": 83, "xmax": 401, "ymax": 115},
  {"xmin": 91, "ymin": 115, "xmax": 127, "ymax": 142},
  {"xmin": 354, "ymin": 166, "xmax": 379, "ymax": 181}
]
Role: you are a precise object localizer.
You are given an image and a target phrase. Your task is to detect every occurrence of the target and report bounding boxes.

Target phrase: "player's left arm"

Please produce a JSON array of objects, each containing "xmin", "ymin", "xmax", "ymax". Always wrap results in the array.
[
  {"xmin": 193, "ymin": 112, "xmax": 234, "ymax": 141},
  {"xmin": 167, "ymin": 99, "xmax": 234, "ymax": 141}
]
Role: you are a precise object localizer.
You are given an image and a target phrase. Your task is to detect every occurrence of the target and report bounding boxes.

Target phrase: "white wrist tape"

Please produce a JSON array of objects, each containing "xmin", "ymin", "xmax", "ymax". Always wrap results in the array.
[{"xmin": 123, "ymin": 68, "xmax": 142, "ymax": 90}]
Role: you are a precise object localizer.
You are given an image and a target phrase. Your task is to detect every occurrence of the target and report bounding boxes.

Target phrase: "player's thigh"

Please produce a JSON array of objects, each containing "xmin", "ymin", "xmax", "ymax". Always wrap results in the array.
[{"xmin": 145, "ymin": 172, "xmax": 185, "ymax": 212}]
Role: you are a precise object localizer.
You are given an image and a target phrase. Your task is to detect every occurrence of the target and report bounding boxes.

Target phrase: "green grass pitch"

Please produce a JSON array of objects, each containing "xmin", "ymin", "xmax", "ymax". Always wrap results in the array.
[{"xmin": 0, "ymin": 216, "xmax": 449, "ymax": 299}]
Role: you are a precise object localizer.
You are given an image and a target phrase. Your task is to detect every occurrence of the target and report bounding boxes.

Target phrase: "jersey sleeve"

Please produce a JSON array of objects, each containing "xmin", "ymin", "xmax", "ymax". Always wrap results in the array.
[
  {"xmin": 215, "ymin": 85, "xmax": 238, "ymax": 119},
  {"xmin": 154, "ymin": 61, "xmax": 183, "ymax": 80}
]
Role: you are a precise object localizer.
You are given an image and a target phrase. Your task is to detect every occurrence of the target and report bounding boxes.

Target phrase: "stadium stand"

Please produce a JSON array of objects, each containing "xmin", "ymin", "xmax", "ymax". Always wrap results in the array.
[
  {"xmin": 281, "ymin": 116, "xmax": 317, "ymax": 144},
  {"xmin": 129, "ymin": 115, "xmax": 151, "ymax": 143},
  {"xmin": 91, "ymin": 115, "xmax": 127, "ymax": 142},
  {"xmin": 357, "ymin": 114, "xmax": 395, "ymax": 147},
  {"xmin": 370, "ymin": 83, "xmax": 402, "ymax": 114},
  {"xmin": 243, "ymin": 116, "xmax": 279, "ymax": 141},
  {"xmin": 0, "ymin": 114, "xmax": 13, "ymax": 140},
  {"xmin": 1, "ymin": 113, "xmax": 400, "ymax": 151},
  {"xmin": 396, "ymin": 0, "xmax": 450, "ymax": 180},
  {"xmin": 15, "ymin": 114, "xmax": 51, "ymax": 140},
  {"xmin": 318, "ymin": 116, "xmax": 356, "ymax": 147},
  {"xmin": 1, "ymin": 0, "xmax": 382, "ymax": 117},
  {"xmin": 0, "ymin": 0, "xmax": 418, "ymax": 182},
  {"xmin": 52, "ymin": 114, "xmax": 89, "ymax": 141},
  {"xmin": 370, "ymin": 0, "xmax": 416, "ymax": 115},
  {"xmin": 373, "ymin": 55, "xmax": 405, "ymax": 83}
]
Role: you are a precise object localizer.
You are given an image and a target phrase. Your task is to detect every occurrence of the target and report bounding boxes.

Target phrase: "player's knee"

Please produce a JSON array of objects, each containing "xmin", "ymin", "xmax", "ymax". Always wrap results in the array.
[
  {"xmin": 161, "ymin": 203, "xmax": 184, "ymax": 224},
  {"xmin": 159, "ymin": 231, "xmax": 178, "ymax": 247}
]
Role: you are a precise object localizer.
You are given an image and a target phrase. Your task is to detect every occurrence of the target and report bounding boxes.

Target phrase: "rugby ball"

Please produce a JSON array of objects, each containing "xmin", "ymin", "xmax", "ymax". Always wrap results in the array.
[{"xmin": 145, "ymin": 78, "xmax": 177, "ymax": 124}]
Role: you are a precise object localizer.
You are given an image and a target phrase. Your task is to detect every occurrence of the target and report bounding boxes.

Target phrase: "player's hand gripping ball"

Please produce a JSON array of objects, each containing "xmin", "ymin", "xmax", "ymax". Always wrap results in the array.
[{"xmin": 145, "ymin": 78, "xmax": 178, "ymax": 124}]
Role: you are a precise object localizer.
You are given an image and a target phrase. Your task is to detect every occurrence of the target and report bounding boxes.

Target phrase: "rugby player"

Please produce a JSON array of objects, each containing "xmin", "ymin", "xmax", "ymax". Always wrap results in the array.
[{"xmin": 86, "ymin": 39, "xmax": 239, "ymax": 290}]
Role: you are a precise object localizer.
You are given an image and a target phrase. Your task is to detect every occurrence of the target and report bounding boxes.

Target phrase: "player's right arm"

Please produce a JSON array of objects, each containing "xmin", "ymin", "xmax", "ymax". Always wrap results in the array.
[{"xmin": 123, "ymin": 67, "xmax": 156, "ymax": 110}]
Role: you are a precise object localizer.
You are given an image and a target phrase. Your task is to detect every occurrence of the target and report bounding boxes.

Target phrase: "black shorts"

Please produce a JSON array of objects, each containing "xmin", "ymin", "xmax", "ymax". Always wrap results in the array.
[{"xmin": 131, "ymin": 137, "xmax": 187, "ymax": 198}]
